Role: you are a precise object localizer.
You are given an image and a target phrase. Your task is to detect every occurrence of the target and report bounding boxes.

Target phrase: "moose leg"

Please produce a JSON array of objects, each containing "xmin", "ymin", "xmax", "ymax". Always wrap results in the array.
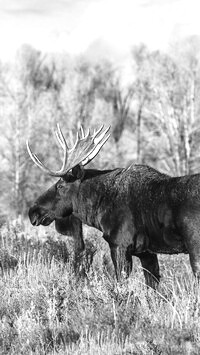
[
  {"xmin": 138, "ymin": 252, "xmax": 160, "ymax": 289},
  {"xmin": 72, "ymin": 223, "xmax": 85, "ymax": 273},
  {"xmin": 184, "ymin": 235, "xmax": 200, "ymax": 281},
  {"xmin": 180, "ymin": 214, "xmax": 200, "ymax": 281},
  {"xmin": 110, "ymin": 244, "xmax": 132, "ymax": 280}
]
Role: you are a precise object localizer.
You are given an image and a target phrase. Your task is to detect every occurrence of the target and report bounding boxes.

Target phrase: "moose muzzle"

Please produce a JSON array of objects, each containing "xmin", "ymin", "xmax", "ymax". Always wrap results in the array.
[{"xmin": 29, "ymin": 205, "xmax": 54, "ymax": 226}]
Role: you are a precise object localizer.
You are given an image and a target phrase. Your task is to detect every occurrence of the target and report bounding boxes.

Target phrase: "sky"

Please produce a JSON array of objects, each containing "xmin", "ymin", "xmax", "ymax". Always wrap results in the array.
[{"xmin": 0, "ymin": 0, "xmax": 200, "ymax": 62}]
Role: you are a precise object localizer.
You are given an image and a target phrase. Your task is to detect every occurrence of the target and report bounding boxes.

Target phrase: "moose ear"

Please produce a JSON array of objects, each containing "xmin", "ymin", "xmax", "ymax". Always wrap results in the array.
[{"xmin": 72, "ymin": 165, "xmax": 85, "ymax": 180}]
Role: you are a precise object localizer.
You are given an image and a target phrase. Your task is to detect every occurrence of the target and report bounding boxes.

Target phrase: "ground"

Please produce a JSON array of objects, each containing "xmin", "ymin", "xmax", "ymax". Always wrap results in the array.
[{"xmin": 0, "ymin": 219, "xmax": 199, "ymax": 354}]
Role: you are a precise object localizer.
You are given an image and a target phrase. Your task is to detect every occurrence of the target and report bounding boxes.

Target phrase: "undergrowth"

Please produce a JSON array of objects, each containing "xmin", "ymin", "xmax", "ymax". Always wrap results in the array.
[{"xmin": 0, "ymin": 219, "xmax": 200, "ymax": 354}]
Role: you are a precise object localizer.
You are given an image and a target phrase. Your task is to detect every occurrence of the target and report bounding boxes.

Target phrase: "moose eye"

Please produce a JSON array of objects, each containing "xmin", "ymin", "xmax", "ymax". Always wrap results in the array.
[{"xmin": 57, "ymin": 184, "xmax": 64, "ymax": 190}]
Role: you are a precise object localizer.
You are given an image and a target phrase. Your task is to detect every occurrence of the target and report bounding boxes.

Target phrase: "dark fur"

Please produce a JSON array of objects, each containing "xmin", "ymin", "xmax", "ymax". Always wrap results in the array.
[{"xmin": 29, "ymin": 164, "xmax": 200, "ymax": 288}]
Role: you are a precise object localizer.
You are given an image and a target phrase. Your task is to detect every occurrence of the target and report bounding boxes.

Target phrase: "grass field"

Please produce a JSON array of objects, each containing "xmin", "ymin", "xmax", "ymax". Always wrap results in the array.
[{"xmin": 0, "ymin": 219, "xmax": 200, "ymax": 354}]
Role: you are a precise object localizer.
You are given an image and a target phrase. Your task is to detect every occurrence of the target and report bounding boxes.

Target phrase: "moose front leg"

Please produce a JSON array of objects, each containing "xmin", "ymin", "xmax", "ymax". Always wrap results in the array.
[
  {"xmin": 137, "ymin": 252, "xmax": 160, "ymax": 289},
  {"xmin": 110, "ymin": 244, "xmax": 132, "ymax": 280}
]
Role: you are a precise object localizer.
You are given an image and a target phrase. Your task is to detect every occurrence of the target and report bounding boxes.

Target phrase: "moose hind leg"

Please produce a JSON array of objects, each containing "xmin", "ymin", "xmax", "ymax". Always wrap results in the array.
[
  {"xmin": 184, "ymin": 234, "xmax": 200, "ymax": 281},
  {"xmin": 180, "ymin": 213, "xmax": 200, "ymax": 281},
  {"xmin": 138, "ymin": 252, "xmax": 160, "ymax": 289}
]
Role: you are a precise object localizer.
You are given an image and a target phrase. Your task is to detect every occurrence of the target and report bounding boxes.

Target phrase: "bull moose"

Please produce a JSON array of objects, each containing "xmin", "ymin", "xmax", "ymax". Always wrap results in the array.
[{"xmin": 27, "ymin": 125, "xmax": 199, "ymax": 288}]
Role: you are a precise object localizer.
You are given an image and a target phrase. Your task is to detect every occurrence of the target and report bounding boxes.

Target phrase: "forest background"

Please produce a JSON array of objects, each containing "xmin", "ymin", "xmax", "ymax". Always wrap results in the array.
[{"xmin": 0, "ymin": 35, "xmax": 200, "ymax": 220}]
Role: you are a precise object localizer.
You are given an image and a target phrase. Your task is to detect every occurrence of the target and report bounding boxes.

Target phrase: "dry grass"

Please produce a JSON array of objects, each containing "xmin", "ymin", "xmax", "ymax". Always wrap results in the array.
[{"xmin": 0, "ymin": 219, "xmax": 200, "ymax": 354}]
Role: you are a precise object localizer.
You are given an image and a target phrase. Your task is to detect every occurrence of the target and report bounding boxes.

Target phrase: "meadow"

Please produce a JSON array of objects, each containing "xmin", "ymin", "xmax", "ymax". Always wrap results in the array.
[{"xmin": 0, "ymin": 219, "xmax": 199, "ymax": 355}]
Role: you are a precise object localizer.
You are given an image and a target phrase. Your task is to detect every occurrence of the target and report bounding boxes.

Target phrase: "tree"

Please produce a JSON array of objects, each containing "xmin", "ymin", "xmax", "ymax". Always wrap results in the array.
[
  {"xmin": 131, "ymin": 42, "xmax": 200, "ymax": 175},
  {"xmin": 0, "ymin": 45, "xmax": 67, "ymax": 217},
  {"xmin": 132, "ymin": 44, "xmax": 153, "ymax": 163},
  {"xmin": 149, "ymin": 41, "xmax": 200, "ymax": 175}
]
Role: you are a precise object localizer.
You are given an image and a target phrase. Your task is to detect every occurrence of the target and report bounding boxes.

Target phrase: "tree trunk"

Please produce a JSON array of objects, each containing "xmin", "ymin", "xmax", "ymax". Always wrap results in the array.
[
  {"xmin": 14, "ymin": 106, "xmax": 20, "ymax": 217},
  {"xmin": 136, "ymin": 105, "xmax": 142, "ymax": 163}
]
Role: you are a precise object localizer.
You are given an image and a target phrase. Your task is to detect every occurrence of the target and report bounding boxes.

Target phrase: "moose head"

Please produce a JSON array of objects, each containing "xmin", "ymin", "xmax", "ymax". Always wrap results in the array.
[{"xmin": 27, "ymin": 124, "xmax": 110, "ymax": 228}]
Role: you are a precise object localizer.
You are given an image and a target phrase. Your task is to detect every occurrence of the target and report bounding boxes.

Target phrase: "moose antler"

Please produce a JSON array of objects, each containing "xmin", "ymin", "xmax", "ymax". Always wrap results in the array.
[{"xmin": 26, "ymin": 124, "xmax": 110, "ymax": 177}]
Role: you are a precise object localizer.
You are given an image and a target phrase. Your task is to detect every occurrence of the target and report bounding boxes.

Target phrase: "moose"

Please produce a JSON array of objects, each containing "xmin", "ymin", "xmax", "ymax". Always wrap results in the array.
[{"xmin": 27, "ymin": 125, "xmax": 200, "ymax": 288}]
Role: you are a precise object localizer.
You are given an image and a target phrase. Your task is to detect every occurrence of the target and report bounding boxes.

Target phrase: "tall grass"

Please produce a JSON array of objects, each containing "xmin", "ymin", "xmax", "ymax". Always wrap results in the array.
[{"xmin": 0, "ymin": 219, "xmax": 200, "ymax": 354}]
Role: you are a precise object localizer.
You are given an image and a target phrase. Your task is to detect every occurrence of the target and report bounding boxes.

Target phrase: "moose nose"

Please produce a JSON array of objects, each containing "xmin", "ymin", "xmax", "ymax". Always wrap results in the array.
[{"xmin": 28, "ymin": 205, "xmax": 41, "ymax": 226}]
